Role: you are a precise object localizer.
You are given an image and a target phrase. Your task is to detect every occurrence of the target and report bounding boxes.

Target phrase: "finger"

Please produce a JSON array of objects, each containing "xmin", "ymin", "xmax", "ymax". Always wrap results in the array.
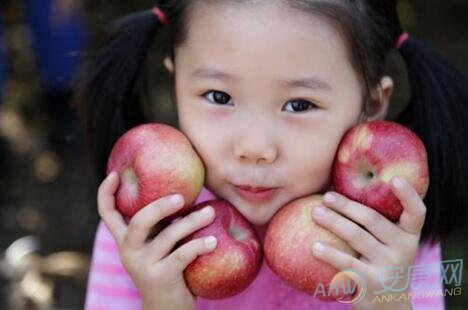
[
  {"xmin": 148, "ymin": 205, "xmax": 215, "ymax": 261},
  {"xmin": 322, "ymin": 192, "xmax": 406, "ymax": 246},
  {"xmin": 311, "ymin": 203, "xmax": 384, "ymax": 262},
  {"xmin": 124, "ymin": 194, "xmax": 185, "ymax": 249},
  {"xmin": 391, "ymin": 177, "xmax": 427, "ymax": 235},
  {"xmin": 311, "ymin": 241, "xmax": 369, "ymax": 275},
  {"xmin": 97, "ymin": 171, "xmax": 126, "ymax": 243},
  {"xmin": 163, "ymin": 236, "xmax": 218, "ymax": 274},
  {"xmin": 312, "ymin": 244, "xmax": 369, "ymax": 302}
]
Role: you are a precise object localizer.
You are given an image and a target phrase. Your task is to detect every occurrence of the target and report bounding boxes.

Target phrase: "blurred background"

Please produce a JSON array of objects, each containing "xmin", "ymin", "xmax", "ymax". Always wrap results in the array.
[{"xmin": 0, "ymin": 0, "xmax": 466, "ymax": 309}]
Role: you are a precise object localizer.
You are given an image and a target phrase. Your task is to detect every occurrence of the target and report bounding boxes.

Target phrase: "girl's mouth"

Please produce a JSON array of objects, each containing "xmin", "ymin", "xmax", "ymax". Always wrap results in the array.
[{"xmin": 233, "ymin": 184, "xmax": 279, "ymax": 203}]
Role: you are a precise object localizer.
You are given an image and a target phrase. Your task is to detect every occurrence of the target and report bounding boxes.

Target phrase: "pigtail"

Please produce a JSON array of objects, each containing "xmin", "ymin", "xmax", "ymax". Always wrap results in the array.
[
  {"xmin": 80, "ymin": 9, "xmax": 165, "ymax": 181},
  {"xmin": 395, "ymin": 36, "xmax": 468, "ymax": 243}
]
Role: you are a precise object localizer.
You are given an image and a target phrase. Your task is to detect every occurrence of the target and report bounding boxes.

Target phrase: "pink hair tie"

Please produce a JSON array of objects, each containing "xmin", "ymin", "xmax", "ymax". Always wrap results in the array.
[
  {"xmin": 396, "ymin": 32, "xmax": 409, "ymax": 49},
  {"xmin": 152, "ymin": 6, "xmax": 167, "ymax": 25}
]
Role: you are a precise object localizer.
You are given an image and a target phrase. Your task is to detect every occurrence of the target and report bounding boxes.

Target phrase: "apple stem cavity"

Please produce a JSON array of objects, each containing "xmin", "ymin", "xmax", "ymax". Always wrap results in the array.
[
  {"xmin": 122, "ymin": 167, "xmax": 138, "ymax": 184},
  {"xmin": 228, "ymin": 225, "xmax": 249, "ymax": 241},
  {"xmin": 356, "ymin": 170, "xmax": 375, "ymax": 188},
  {"xmin": 354, "ymin": 160, "xmax": 376, "ymax": 188},
  {"xmin": 121, "ymin": 167, "xmax": 139, "ymax": 198},
  {"xmin": 365, "ymin": 170, "xmax": 374, "ymax": 180}
]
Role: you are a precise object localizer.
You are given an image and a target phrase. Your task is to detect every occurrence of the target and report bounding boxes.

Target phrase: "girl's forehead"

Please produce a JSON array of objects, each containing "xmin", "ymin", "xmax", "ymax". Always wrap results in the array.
[
  {"xmin": 182, "ymin": 4, "xmax": 344, "ymax": 56},
  {"xmin": 176, "ymin": 2, "xmax": 354, "ymax": 83},
  {"xmin": 184, "ymin": 1, "xmax": 340, "ymax": 42}
]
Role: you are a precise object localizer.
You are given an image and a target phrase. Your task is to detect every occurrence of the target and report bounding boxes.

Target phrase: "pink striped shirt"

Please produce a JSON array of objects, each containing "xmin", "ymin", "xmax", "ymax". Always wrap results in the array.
[{"xmin": 85, "ymin": 187, "xmax": 445, "ymax": 309}]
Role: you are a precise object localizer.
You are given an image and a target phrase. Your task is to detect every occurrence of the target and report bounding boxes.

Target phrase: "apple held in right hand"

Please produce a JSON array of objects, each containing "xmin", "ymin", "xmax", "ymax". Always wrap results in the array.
[
  {"xmin": 106, "ymin": 123, "xmax": 205, "ymax": 219},
  {"xmin": 180, "ymin": 199, "xmax": 263, "ymax": 299},
  {"xmin": 332, "ymin": 121, "xmax": 429, "ymax": 221}
]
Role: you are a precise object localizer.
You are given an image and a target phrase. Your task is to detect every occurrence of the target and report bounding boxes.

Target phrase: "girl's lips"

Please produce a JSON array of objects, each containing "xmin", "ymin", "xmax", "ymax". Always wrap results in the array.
[{"xmin": 233, "ymin": 185, "xmax": 278, "ymax": 203}]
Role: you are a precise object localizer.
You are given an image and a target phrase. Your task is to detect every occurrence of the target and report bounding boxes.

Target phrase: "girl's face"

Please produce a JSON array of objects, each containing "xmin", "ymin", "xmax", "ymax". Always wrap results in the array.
[{"xmin": 165, "ymin": 2, "xmax": 387, "ymax": 226}]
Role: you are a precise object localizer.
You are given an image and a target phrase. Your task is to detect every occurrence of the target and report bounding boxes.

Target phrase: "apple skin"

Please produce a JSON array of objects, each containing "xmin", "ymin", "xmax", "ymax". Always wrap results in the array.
[
  {"xmin": 264, "ymin": 195, "xmax": 357, "ymax": 301},
  {"xmin": 332, "ymin": 121, "xmax": 429, "ymax": 222},
  {"xmin": 106, "ymin": 123, "xmax": 205, "ymax": 219},
  {"xmin": 181, "ymin": 199, "xmax": 263, "ymax": 299}
]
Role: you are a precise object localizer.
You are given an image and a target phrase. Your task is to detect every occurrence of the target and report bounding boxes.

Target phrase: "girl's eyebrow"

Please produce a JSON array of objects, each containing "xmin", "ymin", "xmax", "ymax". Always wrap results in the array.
[
  {"xmin": 191, "ymin": 67, "xmax": 237, "ymax": 81},
  {"xmin": 191, "ymin": 66, "xmax": 332, "ymax": 91},
  {"xmin": 281, "ymin": 77, "xmax": 332, "ymax": 91}
]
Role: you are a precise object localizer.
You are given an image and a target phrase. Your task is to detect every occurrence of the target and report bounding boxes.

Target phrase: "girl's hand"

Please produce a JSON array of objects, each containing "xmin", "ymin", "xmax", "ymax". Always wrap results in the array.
[
  {"xmin": 311, "ymin": 177, "xmax": 426, "ymax": 310},
  {"xmin": 97, "ymin": 171, "xmax": 217, "ymax": 310}
]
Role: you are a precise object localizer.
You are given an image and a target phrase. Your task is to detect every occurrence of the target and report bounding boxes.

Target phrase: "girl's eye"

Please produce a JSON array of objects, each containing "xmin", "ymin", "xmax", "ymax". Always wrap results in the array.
[
  {"xmin": 202, "ymin": 90, "xmax": 234, "ymax": 106},
  {"xmin": 282, "ymin": 99, "xmax": 318, "ymax": 113}
]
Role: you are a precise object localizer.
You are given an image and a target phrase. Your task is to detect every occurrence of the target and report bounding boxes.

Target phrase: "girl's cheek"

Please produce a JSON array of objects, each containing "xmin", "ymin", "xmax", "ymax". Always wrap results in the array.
[{"xmin": 296, "ymin": 139, "xmax": 336, "ymax": 187}]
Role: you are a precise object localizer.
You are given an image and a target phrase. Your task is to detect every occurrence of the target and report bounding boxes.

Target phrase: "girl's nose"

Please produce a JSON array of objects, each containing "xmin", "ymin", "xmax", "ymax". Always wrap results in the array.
[
  {"xmin": 233, "ymin": 131, "xmax": 278, "ymax": 165},
  {"xmin": 235, "ymin": 148, "xmax": 277, "ymax": 165}
]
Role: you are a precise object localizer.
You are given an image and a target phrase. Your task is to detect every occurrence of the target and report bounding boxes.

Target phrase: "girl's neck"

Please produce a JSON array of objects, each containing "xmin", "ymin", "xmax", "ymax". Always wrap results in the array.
[{"xmin": 254, "ymin": 223, "xmax": 268, "ymax": 242}]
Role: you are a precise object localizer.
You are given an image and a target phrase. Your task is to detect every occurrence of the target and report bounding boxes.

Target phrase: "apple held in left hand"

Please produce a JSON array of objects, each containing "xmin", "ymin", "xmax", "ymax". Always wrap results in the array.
[
  {"xmin": 310, "ymin": 178, "xmax": 427, "ymax": 309},
  {"xmin": 264, "ymin": 121, "xmax": 429, "ymax": 307},
  {"xmin": 332, "ymin": 120, "xmax": 429, "ymax": 221},
  {"xmin": 307, "ymin": 121, "xmax": 430, "ymax": 307},
  {"xmin": 264, "ymin": 195, "xmax": 358, "ymax": 301},
  {"xmin": 265, "ymin": 182, "xmax": 427, "ymax": 306}
]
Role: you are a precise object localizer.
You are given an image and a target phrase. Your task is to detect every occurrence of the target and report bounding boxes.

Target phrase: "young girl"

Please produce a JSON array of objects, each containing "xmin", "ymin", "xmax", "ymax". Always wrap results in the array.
[{"xmin": 80, "ymin": 1, "xmax": 468, "ymax": 309}]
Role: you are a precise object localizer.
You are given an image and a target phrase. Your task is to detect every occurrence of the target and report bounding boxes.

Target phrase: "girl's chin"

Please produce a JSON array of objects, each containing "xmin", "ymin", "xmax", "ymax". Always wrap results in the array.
[
  {"xmin": 210, "ymin": 186, "xmax": 281, "ymax": 225},
  {"xmin": 244, "ymin": 215, "xmax": 271, "ymax": 226},
  {"xmin": 235, "ymin": 207, "xmax": 276, "ymax": 227}
]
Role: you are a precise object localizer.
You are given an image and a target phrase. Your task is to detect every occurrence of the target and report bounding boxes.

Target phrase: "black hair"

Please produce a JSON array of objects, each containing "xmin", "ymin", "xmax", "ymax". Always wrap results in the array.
[
  {"xmin": 78, "ymin": 0, "xmax": 468, "ymax": 243},
  {"xmin": 77, "ymin": 9, "xmax": 166, "ymax": 181}
]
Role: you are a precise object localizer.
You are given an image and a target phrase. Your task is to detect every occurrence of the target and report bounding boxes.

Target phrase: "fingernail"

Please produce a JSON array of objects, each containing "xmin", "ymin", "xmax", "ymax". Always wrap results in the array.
[
  {"xmin": 170, "ymin": 194, "xmax": 184, "ymax": 205},
  {"xmin": 313, "ymin": 242, "xmax": 325, "ymax": 254},
  {"xmin": 200, "ymin": 206, "xmax": 214, "ymax": 217},
  {"xmin": 107, "ymin": 171, "xmax": 117, "ymax": 179},
  {"xmin": 205, "ymin": 236, "xmax": 217, "ymax": 249},
  {"xmin": 392, "ymin": 177, "xmax": 404, "ymax": 189},
  {"xmin": 313, "ymin": 206, "xmax": 326, "ymax": 217},
  {"xmin": 324, "ymin": 193, "xmax": 336, "ymax": 204}
]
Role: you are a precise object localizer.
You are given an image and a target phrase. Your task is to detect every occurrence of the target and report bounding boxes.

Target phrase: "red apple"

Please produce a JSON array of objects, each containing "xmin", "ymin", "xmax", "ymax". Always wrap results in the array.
[
  {"xmin": 182, "ymin": 199, "xmax": 262, "ymax": 299},
  {"xmin": 332, "ymin": 121, "xmax": 429, "ymax": 221},
  {"xmin": 264, "ymin": 195, "xmax": 358, "ymax": 301},
  {"xmin": 106, "ymin": 123, "xmax": 205, "ymax": 219}
]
